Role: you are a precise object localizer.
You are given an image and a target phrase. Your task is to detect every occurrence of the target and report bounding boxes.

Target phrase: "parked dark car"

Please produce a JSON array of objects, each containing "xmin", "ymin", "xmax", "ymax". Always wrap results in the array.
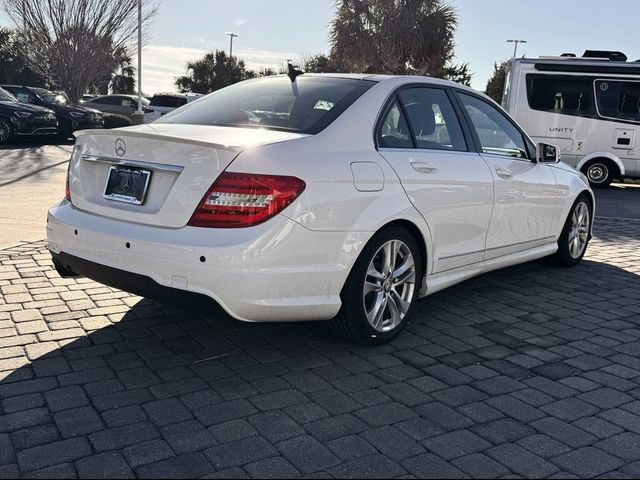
[
  {"xmin": 1, "ymin": 85, "xmax": 104, "ymax": 138},
  {"xmin": 0, "ymin": 87, "xmax": 59, "ymax": 145}
]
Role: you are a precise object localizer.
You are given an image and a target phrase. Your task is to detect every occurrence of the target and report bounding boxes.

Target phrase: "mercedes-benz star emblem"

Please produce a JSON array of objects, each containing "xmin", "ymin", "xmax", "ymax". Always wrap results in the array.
[{"xmin": 115, "ymin": 138, "xmax": 126, "ymax": 157}]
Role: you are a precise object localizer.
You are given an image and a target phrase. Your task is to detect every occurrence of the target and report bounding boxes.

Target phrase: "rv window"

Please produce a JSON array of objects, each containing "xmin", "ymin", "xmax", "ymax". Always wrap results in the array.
[
  {"xmin": 526, "ymin": 75, "xmax": 595, "ymax": 117},
  {"xmin": 595, "ymin": 79, "xmax": 640, "ymax": 123}
]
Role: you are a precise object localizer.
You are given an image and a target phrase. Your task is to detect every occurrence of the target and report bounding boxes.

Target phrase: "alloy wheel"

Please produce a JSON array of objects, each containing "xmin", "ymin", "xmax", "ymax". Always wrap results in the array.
[
  {"xmin": 569, "ymin": 201, "xmax": 590, "ymax": 259},
  {"xmin": 363, "ymin": 239, "xmax": 416, "ymax": 333},
  {"xmin": 0, "ymin": 121, "xmax": 10, "ymax": 143},
  {"xmin": 586, "ymin": 163, "xmax": 608, "ymax": 184}
]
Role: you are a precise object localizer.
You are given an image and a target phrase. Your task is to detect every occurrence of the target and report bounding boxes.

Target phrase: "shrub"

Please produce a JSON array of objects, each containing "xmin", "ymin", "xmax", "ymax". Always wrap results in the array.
[{"xmin": 103, "ymin": 113, "xmax": 133, "ymax": 129}]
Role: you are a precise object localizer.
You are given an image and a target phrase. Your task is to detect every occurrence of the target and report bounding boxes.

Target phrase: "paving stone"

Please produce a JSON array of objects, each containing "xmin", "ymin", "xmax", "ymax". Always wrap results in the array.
[
  {"xmin": 28, "ymin": 463, "xmax": 77, "ymax": 479},
  {"xmin": 486, "ymin": 443, "xmax": 558, "ymax": 478},
  {"xmin": 531, "ymin": 418, "xmax": 597, "ymax": 448},
  {"xmin": 248, "ymin": 410, "xmax": 305, "ymax": 443},
  {"xmin": 361, "ymin": 426, "xmax": 424, "ymax": 461},
  {"xmin": 17, "ymin": 437, "xmax": 92, "ymax": 473},
  {"xmin": 423, "ymin": 430, "xmax": 491, "ymax": 461},
  {"xmin": 452, "ymin": 453, "xmax": 511, "ymax": 479},
  {"xmin": 355, "ymin": 402, "xmax": 416, "ymax": 427},
  {"xmin": 277, "ymin": 435, "xmax": 340, "ymax": 474},
  {"xmin": 205, "ymin": 436, "xmax": 277, "ymax": 470},
  {"xmin": 578, "ymin": 388, "xmax": 634, "ymax": 409},
  {"xmin": 327, "ymin": 435, "xmax": 377, "ymax": 461},
  {"xmin": 471, "ymin": 418, "xmax": 535, "ymax": 444},
  {"xmin": 595, "ymin": 433, "xmax": 640, "ymax": 462},
  {"xmin": 123, "ymin": 439, "xmax": 175, "ymax": 468},
  {"xmin": 142, "ymin": 398, "xmax": 192, "ymax": 427},
  {"xmin": 518, "ymin": 434, "xmax": 572, "ymax": 459},
  {"xmin": 53, "ymin": 406, "xmax": 104, "ymax": 437},
  {"xmin": 75, "ymin": 452, "xmax": 134, "ymax": 479},
  {"xmin": 160, "ymin": 420, "xmax": 217, "ymax": 453},
  {"xmin": 541, "ymin": 398, "xmax": 600, "ymax": 422},
  {"xmin": 89, "ymin": 421, "xmax": 159, "ymax": 451},
  {"xmin": 137, "ymin": 453, "xmax": 214, "ymax": 479},
  {"xmin": 552, "ymin": 447, "xmax": 624, "ymax": 477},
  {"xmin": 208, "ymin": 419, "xmax": 258, "ymax": 443},
  {"xmin": 244, "ymin": 456, "xmax": 300, "ymax": 479},
  {"xmin": 402, "ymin": 453, "xmax": 465, "ymax": 478}
]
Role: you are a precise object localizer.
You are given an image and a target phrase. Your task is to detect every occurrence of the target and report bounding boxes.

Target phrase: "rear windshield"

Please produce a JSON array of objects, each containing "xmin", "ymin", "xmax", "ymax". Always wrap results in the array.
[
  {"xmin": 150, "ymin": 95, "xmax": 187, "ymax": 108},
  {"xmin": 156, "ymin": 76, "xmax": 376, "ymax": 134},
  {"xmin": 0, "ymin": 87, "xmax": 16, "ymax": 102}
]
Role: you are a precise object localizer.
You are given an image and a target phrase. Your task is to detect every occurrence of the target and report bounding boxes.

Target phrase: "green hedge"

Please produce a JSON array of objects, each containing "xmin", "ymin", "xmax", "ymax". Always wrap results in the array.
[{"xmin": 103, "ymin": 113, "xmax": 133, "ymax": 129}]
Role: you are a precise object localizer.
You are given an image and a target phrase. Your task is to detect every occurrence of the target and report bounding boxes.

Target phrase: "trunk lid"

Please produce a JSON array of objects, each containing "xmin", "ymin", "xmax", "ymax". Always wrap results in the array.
[{"xmin": 70, "ymin": 124, "xmax": 307, "ymax": 228}]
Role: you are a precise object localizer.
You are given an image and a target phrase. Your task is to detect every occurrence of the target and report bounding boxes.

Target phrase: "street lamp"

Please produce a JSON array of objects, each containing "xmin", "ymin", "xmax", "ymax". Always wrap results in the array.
[
  {"xmin": 507, "ymin": 39, "xmax": 527, "ymax": 59},
  {"xmin": 226, "ymin": 32, "xmax": 238, "ymax": 60},
  {"xmin": 137, "ymin": 0, "xmax": 143, "ymax": 115}
]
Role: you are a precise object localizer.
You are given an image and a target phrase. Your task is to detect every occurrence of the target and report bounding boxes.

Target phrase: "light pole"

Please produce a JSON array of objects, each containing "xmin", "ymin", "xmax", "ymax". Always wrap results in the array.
[
  {"xmin": 226, "ymin": 32, "xmax": 238, "ymax": 60},
  {"xmin": 507, "ymin": 39, "xmax": 527, "ymax": 59},
  {"xmin": 137, "ymin": 0, "xmax": 142, "ymax": 114}
]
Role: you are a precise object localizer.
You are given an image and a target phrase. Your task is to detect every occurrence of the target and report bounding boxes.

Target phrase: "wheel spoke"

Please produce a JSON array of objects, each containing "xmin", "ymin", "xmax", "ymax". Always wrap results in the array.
[
  {"xmin": 387, "ymin": 294, "xmax": 402, "ymax": 327},
  {"xmin": 367, "ymin": 263, "xmax": 385, "ymax": 281},
  {"xmin": 364, "ymin": 279, "xmax": 381, "ymax": 295},
  {"xmin": 367, "ymin": 293, "xmax": 387, "ymax": 330},
  {"xmin": 383, "ymin": 241, "xmax": 398, "ymax": 275},
  {"xmin": 393, "ymin": 256, "xmax": 415, "ymax": 284},
  {"xmin": 390, "ymin": 290, "xmax": 410, "ymax": 316}
]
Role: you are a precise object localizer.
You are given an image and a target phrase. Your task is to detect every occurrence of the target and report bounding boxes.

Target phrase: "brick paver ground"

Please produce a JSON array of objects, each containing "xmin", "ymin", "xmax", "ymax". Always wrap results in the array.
[{"xmin": 1, "ymin": 217, "xmax": 639, "ymax": 478}]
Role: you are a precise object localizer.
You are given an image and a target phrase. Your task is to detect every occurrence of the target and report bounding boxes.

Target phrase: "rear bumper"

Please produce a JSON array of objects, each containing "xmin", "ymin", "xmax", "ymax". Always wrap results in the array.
[
  {"xmin": 46, "ymin": 201, "xmax": 370, "ymax": 322},
  {"xmin": 51, "ymin": 251, "xmax": 224, "ymax": 313}
]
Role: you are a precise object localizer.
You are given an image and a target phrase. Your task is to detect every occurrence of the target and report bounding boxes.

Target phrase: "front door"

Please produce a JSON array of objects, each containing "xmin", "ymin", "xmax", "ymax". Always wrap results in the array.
[
  {"xmin": 377, "ymin": 87, "xmax": 494, "ymax": 272},
  {"xmin": 455, "ymin": 92, "xmax": 560, "ymax": 260}
]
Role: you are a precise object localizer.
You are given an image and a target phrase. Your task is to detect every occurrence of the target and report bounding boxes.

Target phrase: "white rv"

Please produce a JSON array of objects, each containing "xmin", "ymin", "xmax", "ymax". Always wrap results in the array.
[{"xmin": 503, "ymin": 50, "xmax": 640, "ymax": 187}]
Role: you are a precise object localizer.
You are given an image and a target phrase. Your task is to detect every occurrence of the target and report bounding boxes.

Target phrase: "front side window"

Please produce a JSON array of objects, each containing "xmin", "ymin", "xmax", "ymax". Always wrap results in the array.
[
  {"xmin": 158, "ymin": 76, "xmax": 375, "ymax": 134},
  {"xmin": 458, "ymin": 93, "xmax": 529, "ymax": 159},
  {"xmin": 526, "ymin": 74, "xmax": 595, "ymax": 117},
  {"xmin": 377, "ymin": 101, "xmax": 413, "ymax": 148},
  {"xmin": 398, "ymin": 88, "xmax": 467, "ymax": 151},
  {"xmin": 595, "ymin": 79, "xmax": 640, "ymax": 123}
]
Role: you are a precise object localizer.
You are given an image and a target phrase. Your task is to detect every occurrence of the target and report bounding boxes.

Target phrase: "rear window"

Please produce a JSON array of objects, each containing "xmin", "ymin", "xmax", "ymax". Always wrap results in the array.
[
  {"xmin": 156, "ymin": 76, "xmax": 375, "ymax": 134},
  {"xmin": 150, "ymin": 95, "xmax": 188, "ymax": 108}
]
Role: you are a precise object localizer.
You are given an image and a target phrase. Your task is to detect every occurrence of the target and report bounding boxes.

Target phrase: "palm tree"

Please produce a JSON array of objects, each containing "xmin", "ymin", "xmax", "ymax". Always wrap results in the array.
[
  {"xmin": 330, "ymin": 0, "xmax": 468, "ymax": 82},
  {"xmin": 111, "ymin": 47, "xmax": 136, "ymax": 94}
]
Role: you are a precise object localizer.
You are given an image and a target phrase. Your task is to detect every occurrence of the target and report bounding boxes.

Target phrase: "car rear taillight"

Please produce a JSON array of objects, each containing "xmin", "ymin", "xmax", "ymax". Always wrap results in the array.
[
  {"xmin": 143, "ymin": 107, "xmax": 154, "ymax": 114},
  {"xmin": 188, "ymin": 172, "xmax": 306, "ymax": 228},
  {"xmin": 65, "ymin": 161, "xmax": 71, "ymax": 202}
]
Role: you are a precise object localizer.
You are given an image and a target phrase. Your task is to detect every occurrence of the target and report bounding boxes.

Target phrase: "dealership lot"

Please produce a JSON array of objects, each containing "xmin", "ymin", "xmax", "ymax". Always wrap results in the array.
[{"xmin": 0, "ymin": 146, "xmax": 639, "ymax": 477}]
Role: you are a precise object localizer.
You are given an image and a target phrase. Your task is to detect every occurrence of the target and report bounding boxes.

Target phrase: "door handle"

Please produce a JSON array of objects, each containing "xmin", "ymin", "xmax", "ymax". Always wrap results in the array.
[
  {"xmin": 411, "ymin": 161, "xmax": 438, "ymax": 174},
  {"xmin": 495, "ymin": 167, "xmax": 513, "ymax": 179}
]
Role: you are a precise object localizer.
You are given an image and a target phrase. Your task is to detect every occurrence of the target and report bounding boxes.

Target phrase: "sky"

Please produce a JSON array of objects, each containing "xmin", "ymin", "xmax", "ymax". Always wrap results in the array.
[{"xmin": 3, "ymin": 0, "xmax": 640, "ymax": 94}]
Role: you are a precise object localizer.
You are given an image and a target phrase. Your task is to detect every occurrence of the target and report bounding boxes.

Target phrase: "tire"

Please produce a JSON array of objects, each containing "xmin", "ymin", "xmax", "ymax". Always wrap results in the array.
[
  {"xmin": 329, "ymin": 226, "xmax": 423, "ymax": 345},
  {"xmin": 582, "ymin": 159, "xmax": 615, "ymax": 188},
  {"xmin": 0, "ymin": 118, "xmax": 13, "ymax": 145},
  {"xmin": 554, "ymin": 194, "xmax": 592, "ymax": 267}
]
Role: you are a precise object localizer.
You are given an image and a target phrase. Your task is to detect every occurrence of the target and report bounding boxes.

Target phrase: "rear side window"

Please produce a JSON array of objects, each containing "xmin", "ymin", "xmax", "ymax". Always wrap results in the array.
[
  {"xmin": 157, "ymin": 76, "xmax": 375, "ymax": 134},
  {"xmin": 150, "ymin": 96, "xmax": 188, "ymax": 108},
  {"xmin": 526, "ymin": 75, "xmax": 595, "ymax": 117},
  {"xmin": 458, "ymin": 93, "xmax": 529, "ymax": 159},
  {"xmin": 398, "ymin": 88, "xmax": 467, "ymax": 151},
  {"xmin": 595, "ymin": 79, "xmax": 640, "ymax": 123},
  {"xmin": 377, "ymin": 101, "xmax": 413, "ymax": 148}
]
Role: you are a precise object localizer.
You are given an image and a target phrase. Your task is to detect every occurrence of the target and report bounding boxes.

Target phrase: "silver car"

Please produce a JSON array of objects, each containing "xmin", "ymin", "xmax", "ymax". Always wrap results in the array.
[{"xmin": 83, "ymin": 95, "xmax": 151, "ymax": 120}]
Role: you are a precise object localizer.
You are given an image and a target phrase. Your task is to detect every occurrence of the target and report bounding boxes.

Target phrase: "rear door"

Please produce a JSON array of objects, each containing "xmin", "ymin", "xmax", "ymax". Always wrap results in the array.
[
  {"xmin": 455, "ymin": 91, "xmax": 560, "ymax": 259},
  {"xmin": 377, "ymin": 86, "xmax": 494, "ymax": 273}
]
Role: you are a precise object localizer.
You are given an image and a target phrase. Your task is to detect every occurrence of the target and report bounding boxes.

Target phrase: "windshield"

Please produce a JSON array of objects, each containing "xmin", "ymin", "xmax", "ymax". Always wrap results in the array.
[
  {"xmin": 0, "ymin": 87, "xmax": 16, "ymax": 102},
  {"xmin": 157, "ymin": 76, "xmax": 375, "ymax": 134},
  {"xmin": 34, "ymin": 89, "xmax": 69, "ymax": 106}
]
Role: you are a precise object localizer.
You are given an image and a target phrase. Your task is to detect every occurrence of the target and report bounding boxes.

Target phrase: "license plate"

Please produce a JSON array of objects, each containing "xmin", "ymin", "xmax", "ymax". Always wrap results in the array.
[{"xmin": 103, "ymin": 166, "xmax": 151, "ymax": 205}]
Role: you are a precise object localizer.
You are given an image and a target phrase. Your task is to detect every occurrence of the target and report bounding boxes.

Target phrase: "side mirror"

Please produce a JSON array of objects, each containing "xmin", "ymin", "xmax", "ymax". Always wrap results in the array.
[{"xmin": 537, "ymin": 143, "xmax": 561, "ymax": 163}]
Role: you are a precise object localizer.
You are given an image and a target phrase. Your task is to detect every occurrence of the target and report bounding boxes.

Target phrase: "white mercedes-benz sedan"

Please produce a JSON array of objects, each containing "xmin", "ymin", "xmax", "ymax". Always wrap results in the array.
[{"xmin": 47, "ymin": 73, "xmax": 594, "ymax": 344}]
